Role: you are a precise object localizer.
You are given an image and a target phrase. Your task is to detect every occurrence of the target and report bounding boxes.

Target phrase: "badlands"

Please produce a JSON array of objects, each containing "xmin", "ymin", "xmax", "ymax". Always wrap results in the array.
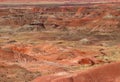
[{"xmin": 0, "ymin": 2, "xmax": 120, "ymax": 82}]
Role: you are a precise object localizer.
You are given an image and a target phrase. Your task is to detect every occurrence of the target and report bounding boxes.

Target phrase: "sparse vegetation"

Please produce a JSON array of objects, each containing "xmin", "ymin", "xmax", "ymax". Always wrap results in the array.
[{"xmin": 0, "ymin": 2, "xmax": 120, "ymax": 82}]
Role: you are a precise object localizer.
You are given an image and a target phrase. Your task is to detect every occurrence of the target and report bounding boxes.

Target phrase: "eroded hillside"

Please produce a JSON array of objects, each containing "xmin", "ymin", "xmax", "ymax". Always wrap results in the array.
[{"xmin": 0, "ymin": 3, "xmax": 120, "ymax": 82}]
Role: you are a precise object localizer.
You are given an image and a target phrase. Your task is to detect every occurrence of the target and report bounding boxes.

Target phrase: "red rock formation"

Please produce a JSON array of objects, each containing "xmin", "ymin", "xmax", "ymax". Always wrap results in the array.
[
  {"xmin": 0, "ymin": 2, "xmax": 119, "ymax": 82},
  {"xmin": 32, "ymin": 62, "xmax": 120, "ymax": 82}
]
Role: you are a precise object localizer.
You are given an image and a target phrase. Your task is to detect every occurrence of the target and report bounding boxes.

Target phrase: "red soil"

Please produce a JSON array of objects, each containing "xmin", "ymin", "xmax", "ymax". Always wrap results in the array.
[
  {"xmin": 0, "ymin": 2, "xmax": 119, "ymax": 82},
  {"xmin": 32, "ymin": 62, "xmax": 120, "ymax": 82}
]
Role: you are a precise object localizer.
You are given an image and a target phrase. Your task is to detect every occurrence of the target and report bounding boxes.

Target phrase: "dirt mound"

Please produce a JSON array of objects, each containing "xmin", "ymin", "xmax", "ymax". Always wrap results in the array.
[{"xmin": 32, "ymin": 62, "xmax": 120, "ymax": 82}]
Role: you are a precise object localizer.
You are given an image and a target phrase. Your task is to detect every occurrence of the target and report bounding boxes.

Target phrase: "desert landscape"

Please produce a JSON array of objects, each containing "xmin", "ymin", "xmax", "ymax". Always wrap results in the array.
[{"xmin": 0, "ymin": 0, "xmax": 120, "ymax": 82}]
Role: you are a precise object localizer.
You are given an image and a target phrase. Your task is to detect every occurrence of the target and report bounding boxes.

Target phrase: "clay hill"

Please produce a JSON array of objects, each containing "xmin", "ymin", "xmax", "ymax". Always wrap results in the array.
[{"xmin": 0, "ymin": 2, "xmax": 120, "ymax": 82}]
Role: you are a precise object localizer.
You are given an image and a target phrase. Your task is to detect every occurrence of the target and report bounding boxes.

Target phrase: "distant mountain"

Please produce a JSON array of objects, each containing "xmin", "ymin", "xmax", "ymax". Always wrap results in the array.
[{"xmin": 0, "ymin": 0, "xmax": 119, "ymax": 3}]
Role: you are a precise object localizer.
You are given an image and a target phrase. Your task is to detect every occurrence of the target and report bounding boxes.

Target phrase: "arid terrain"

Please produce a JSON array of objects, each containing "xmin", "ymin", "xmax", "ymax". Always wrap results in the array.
[{"xmin": 0, "ymin": 2, "xmax": 120, "ymax": 82}]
